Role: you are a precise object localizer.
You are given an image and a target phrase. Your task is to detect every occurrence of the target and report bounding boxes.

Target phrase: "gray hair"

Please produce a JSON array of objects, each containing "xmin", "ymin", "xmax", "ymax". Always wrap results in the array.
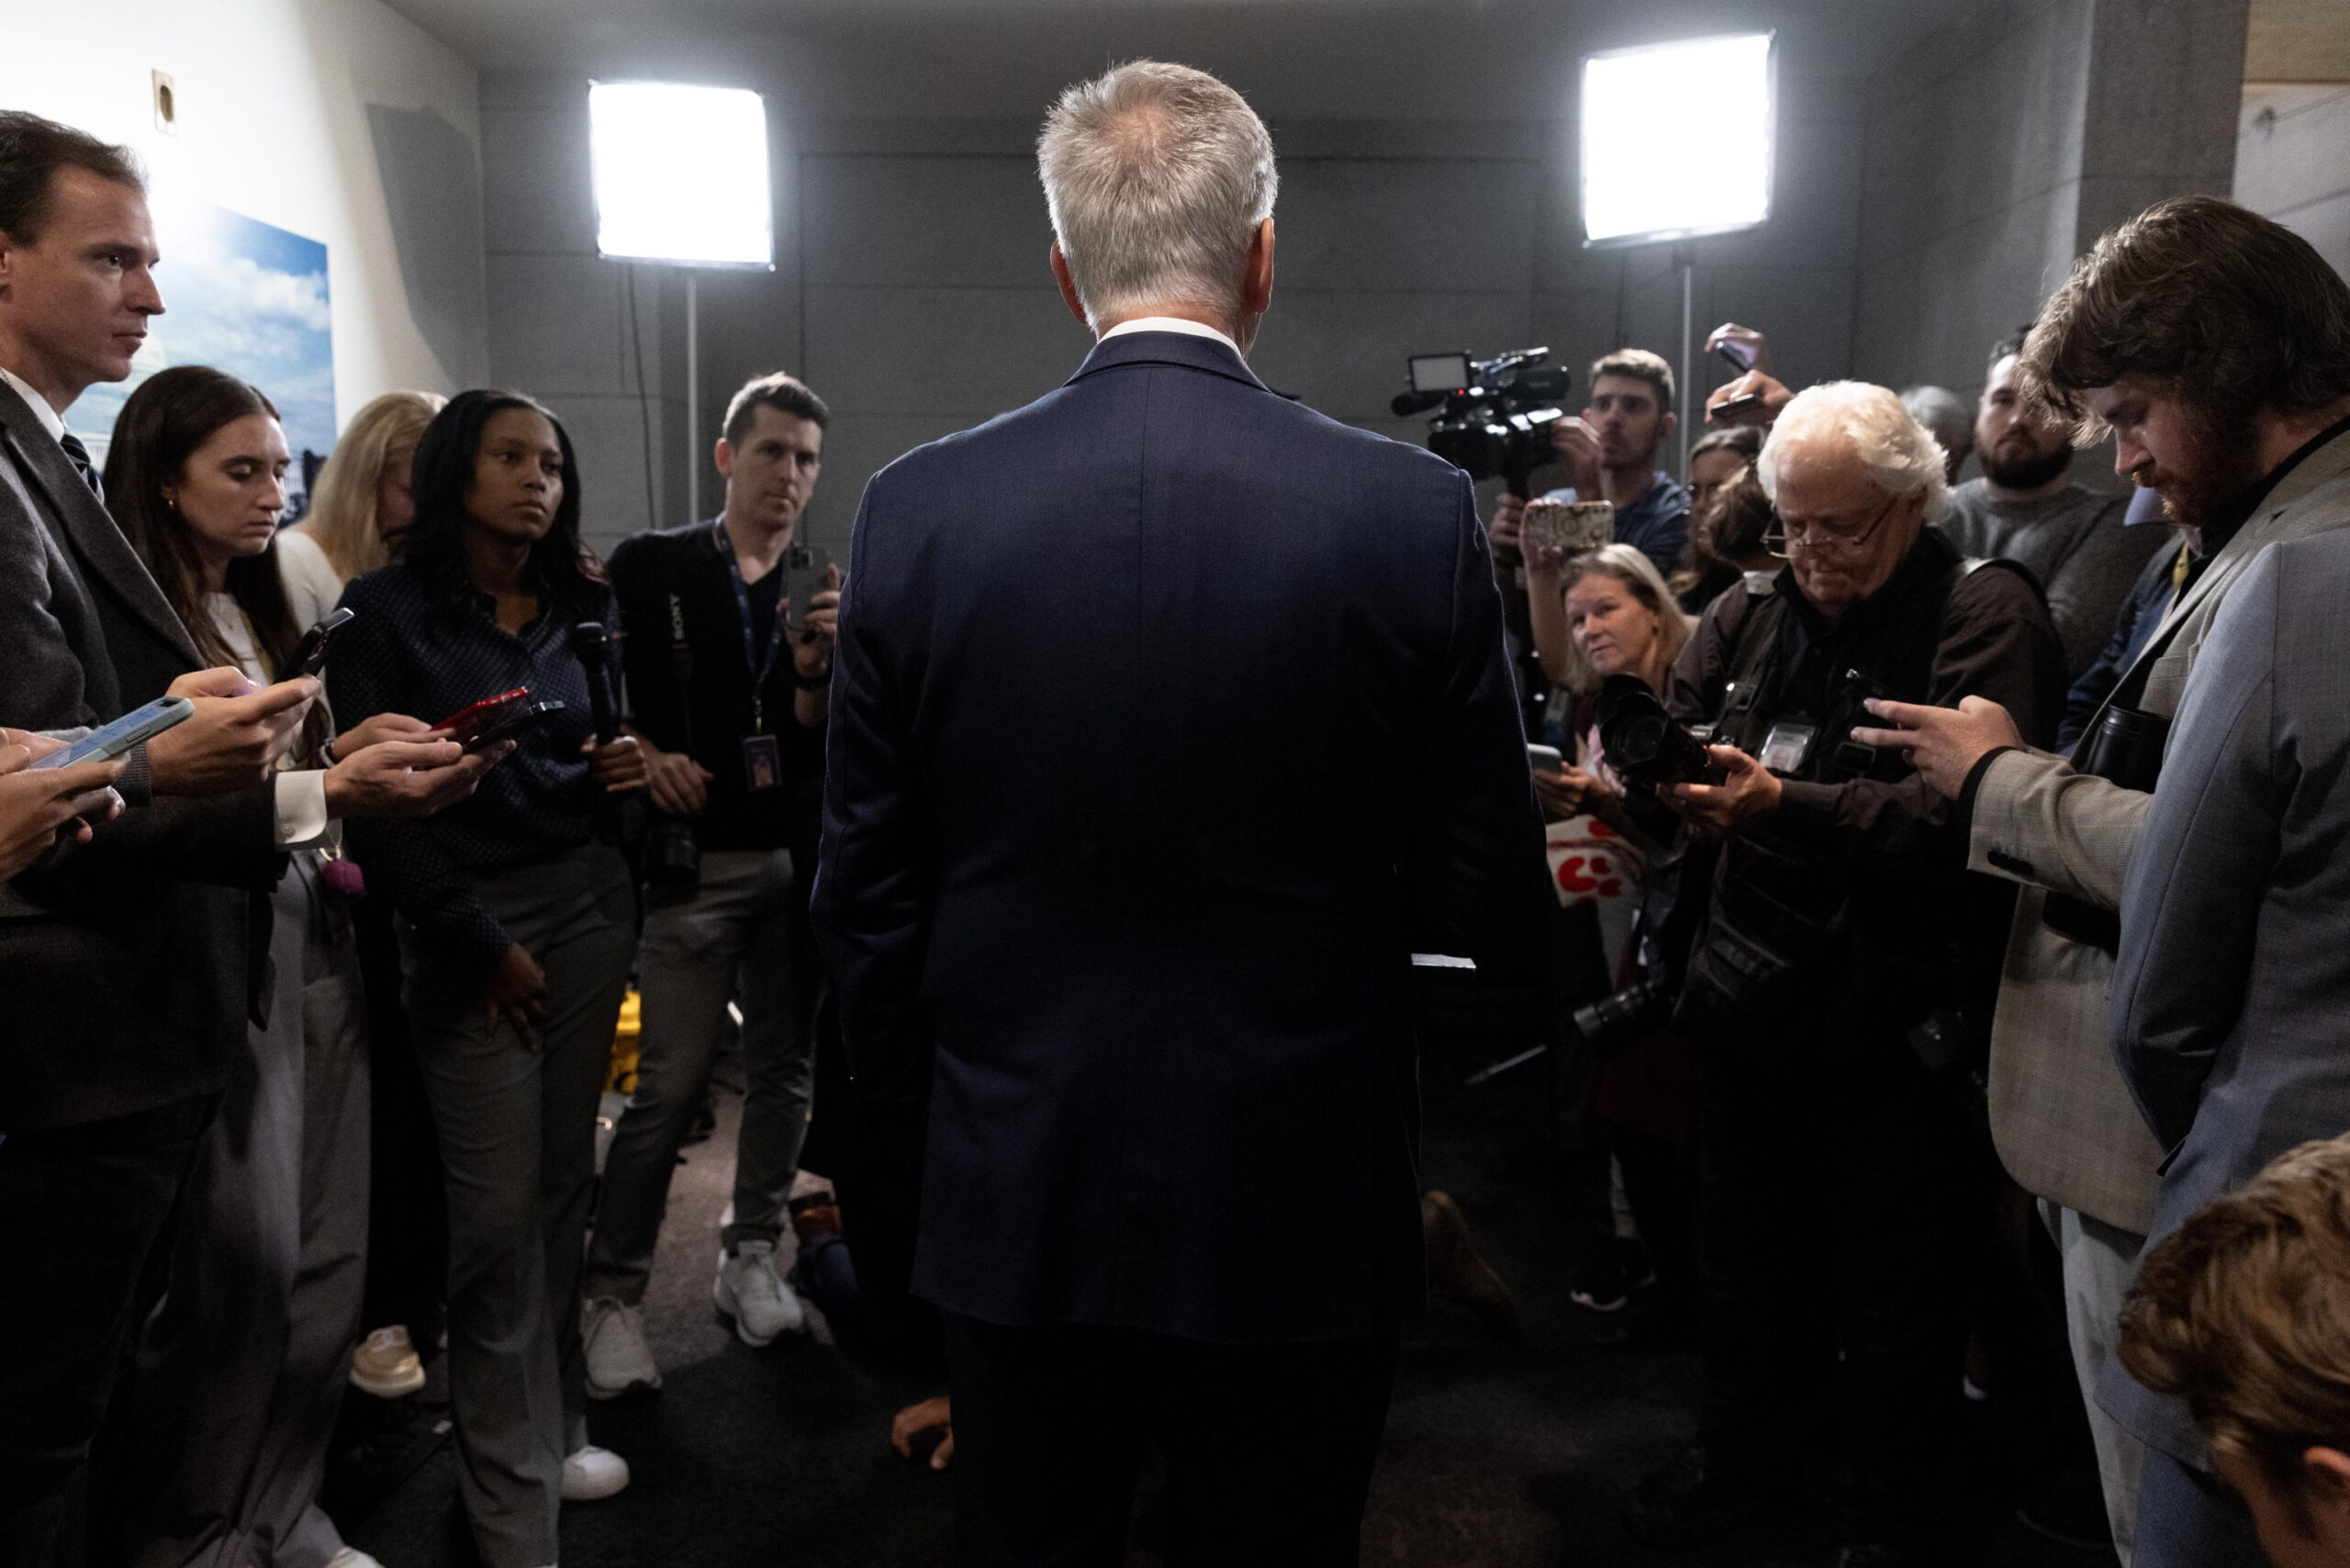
[
  {"xmin": 1036, "ymin": 61, "xmax": 1278, "ymax": 329},
  {"xmin": 1900, "ymin": 385, "xmax": 1972, "ymax": 462},
  {"xmin": 1759, "ymin": 381, "xmax": 1952, "ymax": 526}
]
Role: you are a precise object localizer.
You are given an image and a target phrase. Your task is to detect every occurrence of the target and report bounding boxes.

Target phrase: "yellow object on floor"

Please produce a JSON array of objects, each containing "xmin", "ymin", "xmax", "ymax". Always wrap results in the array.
[{"xmin": 609, "ymin": 990, "xmax": 641, "ymax": 1095}]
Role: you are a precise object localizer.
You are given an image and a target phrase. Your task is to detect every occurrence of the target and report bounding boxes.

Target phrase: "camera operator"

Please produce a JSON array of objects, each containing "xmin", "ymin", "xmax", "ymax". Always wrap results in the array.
[
  {"xmin": 582, "ymin": 372, "xmax": 838, "ymax": 1391},
  {"xmin": 1620, "ymin": 383, "xmax": 2065, "ymax": 1565},
  {"xmin": 1490, "ymin": 348, "xmax": 1688, "ymax": 577}
]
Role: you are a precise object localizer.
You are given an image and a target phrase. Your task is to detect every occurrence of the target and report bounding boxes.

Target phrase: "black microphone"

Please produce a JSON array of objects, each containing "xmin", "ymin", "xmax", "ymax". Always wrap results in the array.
[
  {"xmin": 570, "ymin": 622, "xmax": 621, "ymax": 745},
  {"xmin": 1390, "ymin": 387, "xmax": 1452, "ymax": 417}
]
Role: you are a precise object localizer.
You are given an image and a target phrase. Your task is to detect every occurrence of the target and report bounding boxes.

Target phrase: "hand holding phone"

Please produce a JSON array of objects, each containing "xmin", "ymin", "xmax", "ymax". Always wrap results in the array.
[
  {"xmin": 1523, "ymin": 499, "xmax": 1615, "ymax": 561},
  {"xmin": 464, "ymin": 699, "xmax": 566, "ymax": 753},
  {"xmin": 433, "ymin": 689, "xmax": 530, "ymax": 747},
  {"xmin": 289, "ymin": 608, "xmax": 355, "ymax": 678},
  {"xmin": 28, "ymin": 696, "xmax": 193, "ymax": 770}
]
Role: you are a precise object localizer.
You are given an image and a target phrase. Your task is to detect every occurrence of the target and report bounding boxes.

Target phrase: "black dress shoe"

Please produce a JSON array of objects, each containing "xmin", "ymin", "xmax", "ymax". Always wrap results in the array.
[{"xmin": 1621, "ymin": 1444, "xmax": 1772, "ymax": 1549}]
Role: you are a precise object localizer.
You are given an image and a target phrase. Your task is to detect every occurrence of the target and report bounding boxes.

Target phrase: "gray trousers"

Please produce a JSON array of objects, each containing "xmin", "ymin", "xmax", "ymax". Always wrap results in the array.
[
  {"xmin": 120, "ymin": 855, "xmax": 371, "ymax": 1568},
  {"xmin": 2042, "ymin": 1200, "xmax": 2150, "ymax": 1567},
  {"xmin": 400, "ymin": 844, "xmax": 635, "ymax": 1568},
  {"xmin": 586, "ymin": 847, "xmax": 817, "ymax": 1302}
]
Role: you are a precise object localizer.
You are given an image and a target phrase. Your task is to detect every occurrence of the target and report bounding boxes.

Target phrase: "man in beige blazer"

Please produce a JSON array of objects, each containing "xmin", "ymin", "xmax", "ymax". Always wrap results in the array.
[{"xmin": 1853, "ymin": 195, "xmax": 2350, "ymax": 1564}]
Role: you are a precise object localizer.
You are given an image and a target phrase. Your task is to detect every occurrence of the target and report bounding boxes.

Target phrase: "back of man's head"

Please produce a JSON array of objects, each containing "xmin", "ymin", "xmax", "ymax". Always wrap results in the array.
[
  {"xmin": 1036, "ymin": 61, "xmax": 1276, "ymax": 330},
  {"xmin": 0, "ymin": 110, "xmax": 143, "ymax": 245},
  {"xmin": 2019, "ymin": 196, "xmax": 2350, "ymax": 435},
  {"xmin": 1899, "ymin": 386, "xmax": 1972, "ymax": 465},
  {"xmin": 2121, "ymin": 1134, "xmax": 2350, "ymax": 1500},
  {"xmin": 1592, "ymin": 348, "xmax": 1674, "ymax": 413}
]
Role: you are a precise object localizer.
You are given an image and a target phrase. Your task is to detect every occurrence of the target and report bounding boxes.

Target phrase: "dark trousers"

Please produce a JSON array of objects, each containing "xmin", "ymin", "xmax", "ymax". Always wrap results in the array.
[
  {"xmin": 0, "ymin": 1095, "xmax": 211, "ymax": 1568},
  {"xmin": 940, "ymin": 1312, "xmax": 1399, "ymax": 1568},
  {"xmin": 355, "ymin": 890, "xmax": 447, "ymax": 1345},
  {"xmin": 1695, "ymin": 1022, "xmax": 1975, "ymax": 1544}
]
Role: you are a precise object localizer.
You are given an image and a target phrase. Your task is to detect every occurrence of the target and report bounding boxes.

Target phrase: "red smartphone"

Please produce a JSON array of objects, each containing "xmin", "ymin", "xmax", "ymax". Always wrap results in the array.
[
  {"xmin": 434, "ymin": 689, "xmax": 529, "ymax": 746},
  {"xmin": 462, "ymin": 699, "xmax": 566, "ymax": 753}
]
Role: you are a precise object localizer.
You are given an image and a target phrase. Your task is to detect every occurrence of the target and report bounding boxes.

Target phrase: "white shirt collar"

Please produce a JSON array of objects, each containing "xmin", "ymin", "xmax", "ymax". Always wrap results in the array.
[
  {"xmin": 1098, "ymin": 316, "xmax": 1244, "ymax": 358},
  {"xmin": 0, "ymin": 365, "xmax": 67, "ymax": 445}
]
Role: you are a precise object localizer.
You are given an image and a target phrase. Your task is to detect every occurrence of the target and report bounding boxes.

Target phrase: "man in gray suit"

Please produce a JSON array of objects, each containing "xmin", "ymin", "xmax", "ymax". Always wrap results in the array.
[
  {"xmin": 2109, "ymin": 530, "xmax": 2350, "ymax": 1562},
  {"xmin": 0, "ymin": 111, "xmax": 487, "ymax": 1563},
  {"xmin": 1854, "ymin": 195, "xmax": 2350, "ymax": 1565}
]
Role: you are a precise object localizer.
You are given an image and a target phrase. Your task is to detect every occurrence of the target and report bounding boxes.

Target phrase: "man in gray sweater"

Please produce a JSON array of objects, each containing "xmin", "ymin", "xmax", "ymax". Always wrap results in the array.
[{"xmin": 1940, "ymin": 333, "xmax": 2167, "ymax": 677}]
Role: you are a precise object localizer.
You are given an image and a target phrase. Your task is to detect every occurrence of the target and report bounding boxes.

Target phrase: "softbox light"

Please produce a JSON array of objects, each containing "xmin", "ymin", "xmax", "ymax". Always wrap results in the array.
[
  {"xmin": 1580, "ymin": 33, "xmax": 1775, "ymax": 249},
  {"xmin": 589, "ymin": 81, "xmax": 773, "ymax": 268}
]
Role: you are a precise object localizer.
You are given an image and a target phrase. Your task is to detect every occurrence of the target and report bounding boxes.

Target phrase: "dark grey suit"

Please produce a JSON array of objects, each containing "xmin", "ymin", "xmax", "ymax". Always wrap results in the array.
[
  {"xmin": 2106, "ymin": 530, "xmax": 2350, "ymax": 1562},
  {"xmin": 0, "ymin": 379, "xmax": 280, "ymax": 1564}
]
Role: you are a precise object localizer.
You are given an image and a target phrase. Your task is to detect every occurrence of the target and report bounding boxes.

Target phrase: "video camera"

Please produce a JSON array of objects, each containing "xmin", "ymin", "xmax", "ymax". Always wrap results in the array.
[{"xmin": 1393, "ymin": 347, "xmax": 1572, "ymax": 498}]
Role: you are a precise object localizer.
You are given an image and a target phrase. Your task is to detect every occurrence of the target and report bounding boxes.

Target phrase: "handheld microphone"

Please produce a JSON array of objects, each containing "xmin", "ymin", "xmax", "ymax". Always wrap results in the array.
[{"xmin": 569, "ymin": 622, "xmax": 621, "ymax": 745}]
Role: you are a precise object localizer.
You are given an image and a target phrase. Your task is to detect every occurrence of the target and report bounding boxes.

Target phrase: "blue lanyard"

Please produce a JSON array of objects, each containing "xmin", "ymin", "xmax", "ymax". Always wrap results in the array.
[{"xmin": 713, "ymin": 520, "xmax": 788, "ymax": 733}]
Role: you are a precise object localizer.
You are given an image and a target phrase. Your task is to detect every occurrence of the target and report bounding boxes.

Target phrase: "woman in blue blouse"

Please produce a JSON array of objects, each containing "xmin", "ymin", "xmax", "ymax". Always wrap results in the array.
[{"xmin": 330, "ymin": 390, "xmax": 646, "ymax": 1568}]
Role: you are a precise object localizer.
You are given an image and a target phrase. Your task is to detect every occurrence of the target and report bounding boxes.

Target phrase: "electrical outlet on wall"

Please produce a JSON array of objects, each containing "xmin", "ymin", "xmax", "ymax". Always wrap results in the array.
[{"xmin": 152, "ymin": 70, "xmax": 178, "ymax": 135}]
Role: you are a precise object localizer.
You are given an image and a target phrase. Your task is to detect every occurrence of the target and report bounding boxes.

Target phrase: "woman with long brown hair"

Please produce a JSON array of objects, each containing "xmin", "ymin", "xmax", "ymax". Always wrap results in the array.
[{"xmin": 100, "ymin": 364, "xmax": 475, "ymax": 1568}]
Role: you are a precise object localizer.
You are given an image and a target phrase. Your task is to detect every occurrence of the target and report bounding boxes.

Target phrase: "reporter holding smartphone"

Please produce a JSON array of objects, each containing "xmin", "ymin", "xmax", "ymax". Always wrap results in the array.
[
  {"xmin": 580, "ymin": 373, "xmax": 837, "ymax": 1394},
  {"xmin": 95, "ymin": 364, "xmax": 494, "ymax": 1568},
  {"xmin": 328, "ymin": 389, "xmax": 647, "ymax": 1565},
  {"xmin": 0, "ymin": 730, "xmax": 121, "ymax": 879}
]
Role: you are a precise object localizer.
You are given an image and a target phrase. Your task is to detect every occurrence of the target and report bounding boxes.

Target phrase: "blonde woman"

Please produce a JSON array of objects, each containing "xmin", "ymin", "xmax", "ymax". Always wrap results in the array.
[
  {"xmin": 1530, "ymin": 542, "xmax": 1694, "ymax": 828},
  {"xmin": 293, "ymin": 390, "xmax": 444, "ymax": 579}
]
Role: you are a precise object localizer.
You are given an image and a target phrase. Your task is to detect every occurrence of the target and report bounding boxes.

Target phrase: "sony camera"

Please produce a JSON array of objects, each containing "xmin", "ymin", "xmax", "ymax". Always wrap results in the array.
[
  {"xmin": 1595, "ymin": 674, "xmax": 1713, "ymax": 790},
  {"xmin": 643, "ymin": 814, "xmax": 701, "ymax": 900},
  {"xmin": 1393, "ymin": 347, "xmax": 1572, "ymax": 495}
]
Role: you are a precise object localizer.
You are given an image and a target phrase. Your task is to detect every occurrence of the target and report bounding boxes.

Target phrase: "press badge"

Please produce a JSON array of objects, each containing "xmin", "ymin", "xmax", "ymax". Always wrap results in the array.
[
  {"xmin": 1757, "ymin": 720, "xmax": 1819, "ymax": 777},
  {"xmin": 742, "ymin": 734, "xmax": 782, "ymax": 791}
]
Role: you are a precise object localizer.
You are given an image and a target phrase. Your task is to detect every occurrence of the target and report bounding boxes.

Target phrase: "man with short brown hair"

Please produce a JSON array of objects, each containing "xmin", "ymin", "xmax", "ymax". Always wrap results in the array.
[{"xmin": 1490, "ymin": 345, "xmax": 1690, "ymax": 577}]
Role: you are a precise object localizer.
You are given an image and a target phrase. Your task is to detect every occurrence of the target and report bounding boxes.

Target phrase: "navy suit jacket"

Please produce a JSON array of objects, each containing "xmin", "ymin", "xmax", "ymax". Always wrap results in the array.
[{"xmin": 813, "ymin": 330, "xmax": 1550, "ymax": 1343}]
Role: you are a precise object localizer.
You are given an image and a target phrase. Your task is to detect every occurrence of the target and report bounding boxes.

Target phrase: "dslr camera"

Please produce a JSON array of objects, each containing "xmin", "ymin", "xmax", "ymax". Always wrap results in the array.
[
  {"xmin": 1393, "ymin": 347, "xmax": 1572, "ymax": 496},
  {"xmin": 1595, "ymin": 674, "xmax": 1713, "ymax": 790}
]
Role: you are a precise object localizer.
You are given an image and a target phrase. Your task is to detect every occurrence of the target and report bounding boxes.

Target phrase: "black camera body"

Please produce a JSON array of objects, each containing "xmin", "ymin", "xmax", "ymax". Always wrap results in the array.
[
  {"xmin": 1595, "ymin": 674, "xmax": 1712, "ymax": 790},
  {"xmin": 1394, "ymin": 347, "xmax": 1573, "ymax": 497},
  {"xmin": 643, "ymin": 814, "xmax": 702, "ymax": 900}
]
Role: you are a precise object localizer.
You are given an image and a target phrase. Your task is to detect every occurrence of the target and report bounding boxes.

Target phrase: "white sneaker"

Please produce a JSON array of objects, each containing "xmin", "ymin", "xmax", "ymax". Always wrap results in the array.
[
  {"xmin": 349, "ymin": 1326, "xmax": 425, "ymax": 1399},
  {"xmin": 323, "ymin": 1551, "xmax": 386, "ymax": 1568},
  {"xmin": 711, "ymin": 1239, "xmax": 806, "ymax": 1348},
  {"xmin": 560, "ymin": 1443, "xmax": 630, "ymax": 1502},
  {"xmin": 580, "ymin": 1296, "xmax": 661, "ymax": 1399}
]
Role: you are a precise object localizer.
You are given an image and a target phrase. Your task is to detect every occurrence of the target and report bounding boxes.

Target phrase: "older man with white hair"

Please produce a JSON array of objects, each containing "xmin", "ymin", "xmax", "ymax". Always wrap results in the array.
[
  {"xmin": 1616, "ymin": 383, "xmax": 2065, "ymax": 1567},
  {"xmin": 813, "ymin": 60, "xmax": 1550, "ymax": 1565}
]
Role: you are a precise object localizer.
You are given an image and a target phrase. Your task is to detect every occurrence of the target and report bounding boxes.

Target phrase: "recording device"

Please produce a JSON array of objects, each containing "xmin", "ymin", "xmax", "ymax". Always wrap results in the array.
[
  {"xmin": 569, "ymin": 623, "xmax": 621, "ymax": 744},
  {"xmin": 29, "ymin": 696, "xmax": 193, "ymax": 769},
  {"xmin": 1714, "ymin": 337, "xmax": 1759, "ymax": 373},
  {"xmin": 1711, "ymin": 391, "xmax": 1765, "ymax": 421},
  {"xmin": 461, "ymin": 699, "xmax": 565, "ymax": 753},
  {"xmin": 1595, "ymin": 674, "xmax": 1712, "ymax": 790},
  {"xmin": 1527, "ymin": 743, "xmax": 1564, "ymax": 774},
  {"xmin": 436, "ymin": 689, "xmax": 530, "ymax": 747},
  {"xmin": 1393, "ymin": 347, "xmax": 1573, "ymax": 498},
  {"xmin": 785, "ymin": 543, "xmax": 833, "ymax": 636},
  {"xmin": 1570, "ymin": 977, "xmax": 1678, "ymax": 1060},
  {"xmin": 2043, "ymin": 704, "xmax": 2173, "ymax": 952},
  {"xmin": 288, "ymin": 608, "xmax": 355, "ymax": 678},
  {"xmin": 1523, "ymin": 498, "xmax": 1614, "ymax": 557}
]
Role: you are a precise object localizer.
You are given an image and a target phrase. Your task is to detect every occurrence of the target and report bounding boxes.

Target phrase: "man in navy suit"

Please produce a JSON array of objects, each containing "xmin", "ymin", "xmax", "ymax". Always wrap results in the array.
[{"xmin": 813, "ymin": 59, "xmax": 1550, "ymax": 1566}]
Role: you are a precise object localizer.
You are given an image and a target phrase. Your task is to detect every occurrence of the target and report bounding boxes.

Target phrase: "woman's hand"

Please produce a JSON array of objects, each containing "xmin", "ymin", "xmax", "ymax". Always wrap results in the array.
[
  {"xmin": 890, "ymin": 1396, "xmax": 955, "ymax": 1472},
  {"xmin": 337, "ymin": 711, "xmax": 438, "ymax": 756},
  {"xmin": 582, "ymin": 734, "xmax": 646, "ymax": 793},
  {"xmin": 1533, "ymin": 761, "xmax": 1612, "ymax": 822},
  {"xmin": 485, "ymin": 942, "xmax": 548, "ymax": 1043}
]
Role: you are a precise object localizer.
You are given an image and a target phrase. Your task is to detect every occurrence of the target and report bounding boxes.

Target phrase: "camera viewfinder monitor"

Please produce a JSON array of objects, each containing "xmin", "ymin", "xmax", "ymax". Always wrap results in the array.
[
  {"xmin": 1580, "ymin": 32, "xmax": 1775, "ymax": 250},
  {"xmin": 1409, "ymin": 353, "xmax": 1473, "ymax": 395}
]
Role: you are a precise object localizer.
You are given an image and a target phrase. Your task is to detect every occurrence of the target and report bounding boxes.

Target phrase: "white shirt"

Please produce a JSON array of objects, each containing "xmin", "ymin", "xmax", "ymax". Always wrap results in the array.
[
  {"xmin": 1099, "ymin": 316, "xmax": 1245, "ymax": 358},
  {"xmin": 1, "ymin": 364, "xmax": 330, "ymax": 846}
]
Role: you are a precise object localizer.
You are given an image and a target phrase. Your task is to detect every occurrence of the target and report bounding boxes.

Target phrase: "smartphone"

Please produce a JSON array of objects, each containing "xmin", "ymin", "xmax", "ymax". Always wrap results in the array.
[
  {"xmin": 288, "ymin": 608, "xmax": 356, "ymax": 678},
  {"xmin": 435, "ymin": 689, "xmax": 530, "ymax": 746},
  {"xmin": 786, "ymin": 543, "xmax": 833, "ymax": 634},
  {"xmin": 1527, "ymin": 743, "xmax": 1565, "ymax": 776},
  {"xmin": 461, "ymin": 699, "xmax": 566, "ymax": 753},
  {"xmin": 1710, "ymin": 391, "xmax": 1765, "ymax": 421},
  {"xmin": 1714, "ymin": 338, "xmax": 1758, "ymax": 374},
  {"xmin": 29, "ymin": 696, "xmax": 194, "ymax": 770},
  {"xmin": 1523, "ymin": 498, "xmax": 1615, "ymax": 556}
]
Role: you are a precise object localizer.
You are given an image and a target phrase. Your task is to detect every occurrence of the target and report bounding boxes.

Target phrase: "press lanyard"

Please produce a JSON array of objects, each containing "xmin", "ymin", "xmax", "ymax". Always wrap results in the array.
[{"xmin": 713, "ymin": 520, "xmax": 788, "ymax": 733}]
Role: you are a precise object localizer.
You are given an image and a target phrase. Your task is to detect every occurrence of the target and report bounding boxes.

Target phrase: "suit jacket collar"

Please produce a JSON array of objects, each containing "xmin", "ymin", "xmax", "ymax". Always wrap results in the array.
[
  {"xmin": 1067, "ymin": 329, "xmax": 1272, "ymax": 397},
  {"xmin": 0, "ymin": 380, "xmax": 202, "ymax": 668}
]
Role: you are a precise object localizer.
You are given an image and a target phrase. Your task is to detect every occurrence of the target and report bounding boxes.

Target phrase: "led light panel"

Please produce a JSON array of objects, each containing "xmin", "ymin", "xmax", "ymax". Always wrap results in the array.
[
  {"xmin": 590, "ymin": 81, "xmax": 773, "ymax": 268},
  {"xmin": 1581, "ymin": 33, "xmax": 1775, "ymax": 249}
]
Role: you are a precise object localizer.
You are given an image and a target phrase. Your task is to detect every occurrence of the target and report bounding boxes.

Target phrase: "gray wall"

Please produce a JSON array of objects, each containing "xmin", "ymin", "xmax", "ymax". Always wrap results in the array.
[
  {"xmin": 481, "ymin": 71, "xmax": 1867, "ymax": 556},
  {"xmin": 2237, "ymin": 84, "xmax": 2350, "ymax": 279},
  {"xmin": 1852, "ymin": 0, "xmax": 2247, "ymax": 400}
]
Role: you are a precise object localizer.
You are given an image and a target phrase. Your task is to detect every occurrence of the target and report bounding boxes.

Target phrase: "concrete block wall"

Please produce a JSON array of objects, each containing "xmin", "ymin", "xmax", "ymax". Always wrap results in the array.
[
  {"xmin": 2237, "ymin": 84, "xmax": 2350, "ymax": 279},
  {"xmin": 481, "ymin": 72, "xmax": 1869, "ymax": 556}
]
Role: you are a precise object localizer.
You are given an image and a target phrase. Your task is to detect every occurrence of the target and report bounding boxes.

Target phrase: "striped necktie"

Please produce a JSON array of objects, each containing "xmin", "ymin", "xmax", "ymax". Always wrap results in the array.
[{"xmin": 56, "ymin": 430, "xmax": 103, "ymax": 500}]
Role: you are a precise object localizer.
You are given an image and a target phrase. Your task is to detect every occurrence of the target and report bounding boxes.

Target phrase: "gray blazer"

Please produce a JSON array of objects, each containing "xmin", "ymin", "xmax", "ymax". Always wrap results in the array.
[
  {"xmin": 1970, "ymin": 427, "xmax": 2350, "ymax": 1234},
  {"xmin": 2100, "ymin": 531, "xmax": 2350, "ymax": 1463},
  {"xmin": 0, "ymin": 382, "xmax": 278, "ymax": 1133}
]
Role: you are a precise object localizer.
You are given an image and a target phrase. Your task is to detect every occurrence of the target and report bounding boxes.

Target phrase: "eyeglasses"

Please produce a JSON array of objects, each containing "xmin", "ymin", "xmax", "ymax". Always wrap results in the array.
[{"xmin": 1763, "ymin": 492, "xmax": 1903, "ymax": 560}]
